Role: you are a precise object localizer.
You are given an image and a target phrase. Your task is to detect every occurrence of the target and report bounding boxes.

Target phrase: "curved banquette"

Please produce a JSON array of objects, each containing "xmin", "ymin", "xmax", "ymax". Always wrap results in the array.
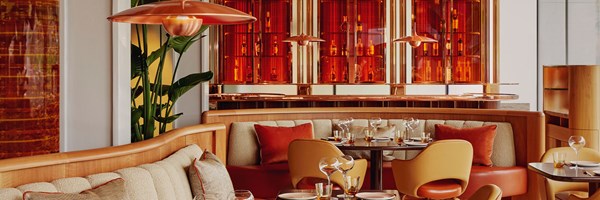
[
  {"xmin": 201, "ymin": 107, "xmax": 545, "ymax": 200},
  {"xmin": 0, "ymin": 123, "xmax": 226, "ymax": 200}
]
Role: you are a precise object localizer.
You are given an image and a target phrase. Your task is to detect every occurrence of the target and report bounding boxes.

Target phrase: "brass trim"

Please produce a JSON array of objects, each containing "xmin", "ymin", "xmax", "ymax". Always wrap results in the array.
[
  {"xmin": 493, "ymin": 0, "xmax": 499, "ymax": 83},
  {"xmin": 400, "ymin": 0, "xmax": 406, "ymax": 83},
  {"xmin": 390, "ymin": 0, "xmax": 397, "ymax": 84}
]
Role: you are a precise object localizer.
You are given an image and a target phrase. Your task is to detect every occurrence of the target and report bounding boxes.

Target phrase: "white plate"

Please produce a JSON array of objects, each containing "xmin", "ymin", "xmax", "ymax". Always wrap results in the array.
[
  {"xmin": 328, "ymin": 141, "xmax": 342, "ymax": 145},
  {"xmin": 374, "ymin": 137, "xmax": 391, "ymax": 141},
  {"xmin": 570, "ymin": 161, "xmax": 600, "ymax": 167},
  {"xmin": 277, "ymin": 192, "xmax": 317, "ymax": 200},
  {"xmin": 355, "ymin": 192, "xmax": 396, "ymax": 200},
  {"xmin": 410, "ymin": 137, "xmax": 422, "ymax": 141},
  {"xmin": 404, "ymin": 141, "xmax": 428, "ymax": 146}
]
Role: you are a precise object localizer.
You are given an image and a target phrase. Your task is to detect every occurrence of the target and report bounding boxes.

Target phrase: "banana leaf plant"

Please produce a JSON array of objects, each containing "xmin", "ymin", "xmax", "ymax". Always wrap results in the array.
[{"xmin": 130, "ymin": 0, "xmax": 213, "ymax": 142}]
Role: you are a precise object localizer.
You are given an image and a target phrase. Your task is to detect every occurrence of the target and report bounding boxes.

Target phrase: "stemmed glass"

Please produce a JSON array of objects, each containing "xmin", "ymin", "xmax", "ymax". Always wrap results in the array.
[
  {"xmin": 337, "ymin": 155, "xmax": 355, "ymax": 198},
  {"xmin": 369, "ymin": 117, "xmax": 382, "ymax": 130},
  {"xmin": 319, "ymin": 157, "xmax": 341, "ymax": 185},
  {"xmin": 568, "ymin": 135, "xmax": 586, "ymax": 169},
  {"xmin": 403, "ymin": 117, "xmax": 419, "ymax": 139}
]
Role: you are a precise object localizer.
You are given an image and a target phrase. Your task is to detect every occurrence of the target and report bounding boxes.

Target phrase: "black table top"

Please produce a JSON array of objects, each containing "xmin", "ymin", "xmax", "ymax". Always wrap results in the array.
[
  {"xmin": 330, "ymin": 138, "xmax": 428, "ymax": 151},
  {"xmin": 529, "ymin": 162, "xmax": 600, "ymax": 182},
  {"xmin": 276, "ymin": 189, "xmax": 400, "ymax": 200}
]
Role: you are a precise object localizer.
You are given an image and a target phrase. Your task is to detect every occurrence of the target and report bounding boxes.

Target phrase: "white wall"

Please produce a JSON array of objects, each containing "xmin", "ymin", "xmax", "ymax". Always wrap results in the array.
[
  {"xmin": 499, "ymin": 0, "xmax": 538, "ymax": 111},
  {"xmin": 60, "ymin": 0, "xmax": 130, "ymax": 151}
]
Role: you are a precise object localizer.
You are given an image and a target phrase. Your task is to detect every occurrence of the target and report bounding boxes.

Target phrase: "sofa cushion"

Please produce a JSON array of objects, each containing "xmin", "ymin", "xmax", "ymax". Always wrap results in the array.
[
  {"xmin": 254, "ymin": 123, "xmax": 314, "ymax": 165},
  {"xmin": 23, "ymin": 178, "xmax": 129, "ymax": 200},
  {"xmin": 460, "ymin": 166, "xmax": 527, "ymax": 198},
  {"xmin": 226, "ymin": 163, "xmax": 292, "ymax": 199},
  {"xmin": 435, "ymin": 124, "xmax": 497, "ymax": 166},
  {"xmin": 189, "ymin": 150, "xmax": 234, "ymax": 200}
]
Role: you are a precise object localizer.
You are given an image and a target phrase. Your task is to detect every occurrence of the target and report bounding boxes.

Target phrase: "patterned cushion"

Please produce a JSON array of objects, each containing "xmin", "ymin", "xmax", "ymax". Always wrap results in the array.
[
  {"xmin": 23, "ymin": 178, "xmax": 129, "ymax": 200},
  {"xmin": 188, "ymin": 150, "xmax": 234, "ymax": 200}
]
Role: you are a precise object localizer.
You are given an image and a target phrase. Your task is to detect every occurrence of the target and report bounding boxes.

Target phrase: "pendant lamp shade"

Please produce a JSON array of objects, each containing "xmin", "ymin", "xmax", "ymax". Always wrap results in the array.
[
  {"xmin": 282, "ymin": 33, "xmax": 325, "ymax": 46},
  {"xmin": 393, "ymin": 33, "xmax": 437, "ymax": 48},
  {"xmin": 108, "ymin": 0, "xmax": 256, "ymax": 36}
]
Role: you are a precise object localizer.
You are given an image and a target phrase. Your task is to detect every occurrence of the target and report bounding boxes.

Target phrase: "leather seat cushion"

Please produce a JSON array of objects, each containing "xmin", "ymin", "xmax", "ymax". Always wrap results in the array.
[
  {"xmin": 226, "ymin": 163, "xmax": 292, "ymax": 198},
  {"xmin": 460, "ymin": 166, "xmax": 527, "ymax": 198},
  {"xmin": 416, "ymin": 179, "xmax": 463, "ymax": 199},
  {"xmin": 296, "ymin": 177, "xmax": 343, "ymax": 190},
  {"xmin": 555, "ymin": 191, "xmax": 588, "ymax": 200}
]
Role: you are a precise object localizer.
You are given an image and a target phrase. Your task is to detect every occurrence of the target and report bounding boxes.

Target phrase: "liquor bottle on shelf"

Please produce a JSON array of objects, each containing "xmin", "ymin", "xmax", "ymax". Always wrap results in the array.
[
  {"xmin": 465, "ymin": 61, "xmax": 471, "ymax": 80},
  {"xmin": 457, "ymin": 35, "xmax": 464, "ymax": 56},
  {"xmin": 255, "ymin": 36, "xmax": 261, "ymax": 56},
  {"xmin": 452, "ymin": 9, "xmax": 458, "ymax": 32},
  {"xmin": 341, "ymin": 42, "xmax": 347, "ymax": 56},
  {"xmin": 357, "ymin": 14, "xmax": 363, "ymax": 33},
  {"xmin": 270, "ymin": 66, "xmax": 278, "ymax": 80},
  {"xmin": 241, "ymin": 36, "xmax": 247, "ymax": 56},
  {"xmin": 444, "ymin": 59, "xmax": 452, "ymax": 83},
  {"xmin": 246, "ymin": 65, "xmax": 253, "ymax": 82},
  {"xmin": 445, "ymin": 34, "xmax": 451, "ymax": 56},
  {"xmin": 340, "ymin": 15, "xmax": 348, "ymax": 32},
  {"xmin": 425, "ymin": 59, "xmax": 432, "ymax": 81},
  {"xmin": 256, "ymin": 63, "xmax": 261, "ymax": 82},
  {"xmin": 356, "ymin": 38, "xmax": 364, "ymax": 56},
  {"xmin": 265, "ymin": 11, "xmax": 271, "ymax": 33},
  {"xmin": 436, "ymin": 61, "xmax": 443, "ymax": 81},
  {"xmin": 368, "ymin": 65, "xmax": 374, "ymax": 81},
  {"xmin": 368, "ymin": 39, "xmax": 375, "ymax": 56},
  {"xmin": 342, "ymin": 64, "xmax": 348, "ymax": 82},
  {"xmin": 234, "ymin": 58, "xmax": 240, "ymax": 82},
  {"xmin": 248, "ymin": 11, "xmax": 253, "ymax": 32},
  {"xmin": 330, "ymin": 39, "xmax": 337, "ymax": 56},
  {"xmin": 273, "ymin": 36, "xmax": 279, "ymax": 56},
  {"xmin": 423, "ymin": 42, "xmax": 429, "ymax": 56},
  {"xmin": 432, "ymin": 34, "xmax": 439, "ymax": 56},
  {"xmin": 331, "ymin": 64, "xmax": 337, "ymax": 82},
  {"xmin": 456, "ymin": 59, "xmax": 463, "ymax": 81}
]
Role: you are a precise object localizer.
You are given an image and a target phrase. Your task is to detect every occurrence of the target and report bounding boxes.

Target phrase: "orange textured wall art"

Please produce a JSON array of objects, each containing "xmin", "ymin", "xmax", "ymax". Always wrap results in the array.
[{"xmin": 0, "ymin": 0, "xmax": 60, "ymax": 159}]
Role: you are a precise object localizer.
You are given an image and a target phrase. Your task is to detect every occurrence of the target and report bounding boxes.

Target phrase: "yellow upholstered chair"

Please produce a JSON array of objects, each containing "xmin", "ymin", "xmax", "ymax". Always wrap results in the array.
[
  {"xmin": 468, "ymin": 184, "xmax": 502, "ymax": 200},
  {"xmin": 288, "ymin": 139, "xmax": 368, "ymax": 189},
  {"xmin": 541, "ymin": 147, "xmax": 600, "ymax": 200},
  {"xmin": 565, "ymin": 190, "xmax": 600, "ymax": 200},
  {"xmin": 391, "ymin": 139, "xmax": 473, "ymax": 199}
]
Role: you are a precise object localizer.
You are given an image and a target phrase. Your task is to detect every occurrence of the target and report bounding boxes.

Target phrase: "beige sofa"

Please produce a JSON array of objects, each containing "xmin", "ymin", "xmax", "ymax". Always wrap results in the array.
[
  {"xmin": 202, "ymin": 107, "xmax": 545, "ymax": 200},
  {"xmin": 0, "ymin": 123, "xmax": 226, "ymax": 200}
]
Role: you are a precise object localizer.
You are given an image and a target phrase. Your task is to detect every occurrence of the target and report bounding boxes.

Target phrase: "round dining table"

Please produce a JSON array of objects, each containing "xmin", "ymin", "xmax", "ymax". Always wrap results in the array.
[{"xmin": 335, "ymin": 138, "xmax": 427, "ymax": 190}]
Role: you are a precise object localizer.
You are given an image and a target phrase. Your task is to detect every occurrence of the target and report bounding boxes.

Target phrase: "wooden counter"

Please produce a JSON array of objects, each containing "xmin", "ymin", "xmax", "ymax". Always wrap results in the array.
[{"xmin": 209, "ymin": 93, "xmax": 517, "ymax": 110}]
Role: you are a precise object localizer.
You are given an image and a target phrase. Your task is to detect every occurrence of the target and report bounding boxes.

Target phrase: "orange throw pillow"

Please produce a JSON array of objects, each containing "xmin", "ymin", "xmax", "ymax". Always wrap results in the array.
[
  {"xmin": 254, "ymin": 123, "xmax": 314, "ymax": 165},
  {"xmin": 435, "ymin": 124, "xmax": 497, "ymax": 166}
]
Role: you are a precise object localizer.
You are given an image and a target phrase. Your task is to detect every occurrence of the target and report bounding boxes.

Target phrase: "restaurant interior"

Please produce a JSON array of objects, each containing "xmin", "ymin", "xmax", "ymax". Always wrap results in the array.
[{"xmin": 0, "ymin": 0, "xmax": 599, "ymax": 200}]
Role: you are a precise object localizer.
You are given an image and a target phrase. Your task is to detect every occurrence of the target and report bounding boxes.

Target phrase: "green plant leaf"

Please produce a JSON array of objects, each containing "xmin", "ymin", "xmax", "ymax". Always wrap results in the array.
[
  {"xmin": 131, "ymin": 106, "xmax": 143, "ymax": 124},
  {"xmin": 154, "ymin": 113, "xmax": 183, "ymax": 123},
  {"xmin": 149, "ymin": 83, "xmax": 170, "ymax": 96},
  {"xmin": 132, "ymin": 86, "xmax": 143, "ymax": 99},
  {"xmin": 168, "ymin": 71, "xmax": 213, "ymax": 102},
  {"xmin": 131, "ymin": 44, "xmax": 144, "ymax": 79},
  {"xmin": 146, "ymin": 44, "xmax": 170, "ymax": 66},
  {"xmin": 170, "ymin": 26, "xmax": 208, "ymax": 54}
]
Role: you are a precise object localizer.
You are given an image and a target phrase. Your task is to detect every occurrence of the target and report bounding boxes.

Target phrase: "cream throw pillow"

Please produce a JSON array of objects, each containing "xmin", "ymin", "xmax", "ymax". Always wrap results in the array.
[
  {"xmin": 23, "ymin": 178, "xmax": 129, "ymax": 200},
  {"xmin": 188, "ymin": 150, "xmax": 235, "ymax": 200},
  {"xmin": 343, "ymin": 126, "xmax": 397, "ymax": 161}
]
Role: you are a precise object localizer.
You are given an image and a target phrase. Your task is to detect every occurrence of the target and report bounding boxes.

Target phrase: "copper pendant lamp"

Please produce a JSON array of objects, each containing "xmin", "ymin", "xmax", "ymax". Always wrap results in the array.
[
  {"xmin": 108, "ymin": 0, "xmax": 257, "ymax": 36},
  {"xmin": 282, "ymin": 1, "xmax": 324, "ymax": 46},
  {"xmin": 393, "ymin": 12, "xmax": 437, "ymax": 48}
]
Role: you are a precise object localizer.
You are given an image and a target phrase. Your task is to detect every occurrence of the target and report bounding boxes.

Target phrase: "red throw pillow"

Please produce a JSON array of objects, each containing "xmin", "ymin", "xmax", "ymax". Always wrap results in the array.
[
  {"xmin": 254, "ymin": 123, "xmax": 314, "ymax": 165},
  {"xmin": 435, "ymin": 124, "xmax": 497, "ymax": 166}
]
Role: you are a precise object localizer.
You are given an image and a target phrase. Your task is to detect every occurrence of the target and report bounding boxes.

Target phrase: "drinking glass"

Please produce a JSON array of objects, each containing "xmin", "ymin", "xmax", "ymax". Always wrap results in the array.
[
  {"xmin": 364, "ymin": 128, "xmax": 374, "ymax": 142},
  {"xmin": 333, "ymin": 130, "xmax": 342, "ymax": 142},
  {"xmin": 394, "ymin": 129, "xmax": 406, "ymax": 145},
  {"xmin": 404, "ymin": 118, "xmax": 420, "ymax": 139},
  {"xmin": 343, "ymin": 176, "xmax": 360, "ymax": 197},
  {"xmin": 319, "ymin": 157, "xmax": 341, "ymax": 185},
  {"xmin": 315, "ymin": 183, "xmax": 332, "ymax": 199},
  {"xmin": 337, "ymin": 155, "xmax": 355, "ymax": 198},
  {"xmin": 553, "ymin": 152, "xmax": 566, "ymax": 168},
  {"xmin": 421, "ymin": 132, "xmax": 431, "ymax": 143},
  {"xmin": 568, "ymin": 135, "xmax": 586, "ymax": 168},
  {"xmin": 227, "ymin": 190, "xmax": 254, "ymax": 200},
  {"xmin": 345, "ymin": 131, "xmax": 355, "ymax": 144}
]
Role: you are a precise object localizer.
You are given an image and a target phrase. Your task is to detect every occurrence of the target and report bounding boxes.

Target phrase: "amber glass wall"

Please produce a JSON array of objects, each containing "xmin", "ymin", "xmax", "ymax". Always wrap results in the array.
[
  {"xmin": 412, "ymin": 0, "xmax": 483, "ymax": 83},
  {"xmin": 319, "ymin": 0, "xmax": 385, "ymax": 83},
  {"xmin": 0, "ymin": 0, "xmax": 60, "ymax": 158},
  {"xmin": 220, "ymin": 0, "xmax": 291, "ymax": 84}
]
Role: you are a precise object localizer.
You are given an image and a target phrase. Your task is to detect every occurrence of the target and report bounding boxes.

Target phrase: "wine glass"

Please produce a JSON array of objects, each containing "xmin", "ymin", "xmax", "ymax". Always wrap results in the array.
[
  {"xmin": 319, "ymin": 157, "xmax": 341, "ymax": 185},
  {"xmin": 369, "ymin": 117, "xmax": 382, "ymax": 130},
  {"xmin": 404, "ymin": 117, "xmax": 419, "ymax": 139},
  {"xmin": 568, "ymin": 135, "xmax": 586, "ymax": 168},
  {"xmin": 227, "ymin": 190, "xmax": 254, "ymax": 200},
  {"xmin": 337, "ymin": 155, "xmax": 355, "ymax": 197}
]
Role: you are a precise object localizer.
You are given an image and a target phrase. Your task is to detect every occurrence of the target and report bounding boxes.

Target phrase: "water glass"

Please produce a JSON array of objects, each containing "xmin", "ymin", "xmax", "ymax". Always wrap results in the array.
[
  {"xmin": 553, "ymin": 152, "xmax": 566, "ymax": 168},
  {"xmin": 333, "ymin": 130, "xmax": 342, "ymax": 142},
  {"xmin": 394, "ymin": 129, "xmax": 406, "ymax": 145},
  {"xmin": 346, "ymin": 131, "xmax": 355, "ymax": 144},
  {"xmin": 421, "ymin": 132, "xmax": 431, "ymax": 143},
  {"xmin": 364, "ymin": 129, "xmax": 374, "ymax": 142},
  {"xmin": 315, "ymin": 183, "xmax": 332, "ymax": 199},
  {"xmin": 343, "ymin": 176, "xmax": 360, "ymax": 197}
]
